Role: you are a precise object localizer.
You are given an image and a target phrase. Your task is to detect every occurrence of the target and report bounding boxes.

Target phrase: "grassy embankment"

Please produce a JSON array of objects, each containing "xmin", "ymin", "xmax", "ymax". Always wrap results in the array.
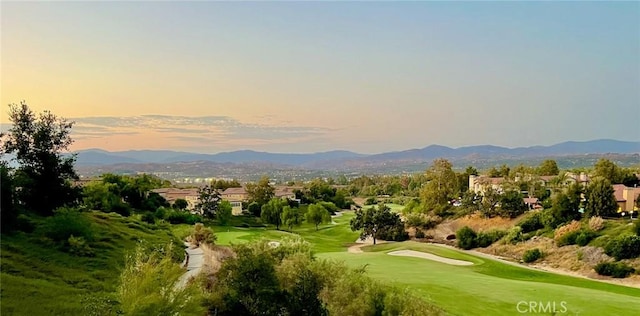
[{"xmin": 0, "ymin": 212, "xmax": 183, "ymax": 315}]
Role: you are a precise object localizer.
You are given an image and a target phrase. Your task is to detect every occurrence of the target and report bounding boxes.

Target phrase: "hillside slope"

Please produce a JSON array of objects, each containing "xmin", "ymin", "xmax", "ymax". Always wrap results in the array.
[{"xmin": 0, "ymin": 212, "xmax": 183, "ymax": 315}]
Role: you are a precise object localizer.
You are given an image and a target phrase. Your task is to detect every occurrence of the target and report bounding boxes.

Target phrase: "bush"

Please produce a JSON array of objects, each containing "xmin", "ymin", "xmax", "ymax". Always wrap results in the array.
[
  {"xmin": 476, "ymin": 230, "xmax": 506, "ymax": 248},
  {"xmin": 364, "ymin": 197, "xmax": 377, "ymax": 205},
  {"xmin": 518, "ymin": 212, "xmax": 544, "ymax": 233},
  {"xmin": 110, "ymin": 201, "xmax": 132, "ymax": 217},
  {"xmin": 594, "ymin": 262, "xmax": 635, "ymax": 278},
  {"xmin": 554, "ymin": 221, "xmax": 581, "ymax": 245},
  {"xmin": 190, "ymin": 223, "xmax": 217, "ymax": 246},
  {"xmin": 141, "ymin": 212, "xmax": 156, "ymax": 224},
  {"xmin": 522, "ymin": 248, "xmax": 543, "ymax": 263},
  {"xmin": 605, "ymin": 235, "xmax": 640, "ymax": 260},
  {"xmin": 634, "ymin": 220, "xmax": 640, "ymax": 236},
  {"xmin": 588, "ymin": 216, "xmax": 604, "ymax": 231},
  {"xmin": 556, "ymin": 230, "xmax": 580, "ymax": 247},
  {"xmin": 405, "ymin": 214, "xmax": 442, "ymax": 230},
  {"xmin": 504, "ymin": 226, "xmax": 523, "ymax": 244},
  {"xmin": 42, "ymin": 207, "xmax": 93, "ymax": 242},
  {"xmin": 456, "ymin": 226, "xmax": 477, "ymax": 250},
  {"xmin": 415, "ymin": 229, "xmax": 425, "ymax": 239},
  {"xmin": 247, "ymin": 202, "xmax": 261, "ymax": 217},
  {"xmin": 166, "ymin": 211, "xmax": 202, "ymax": 225},
  {"xmin": 575, "ymin": 230, "xmax": 598, "ymax": 246}
]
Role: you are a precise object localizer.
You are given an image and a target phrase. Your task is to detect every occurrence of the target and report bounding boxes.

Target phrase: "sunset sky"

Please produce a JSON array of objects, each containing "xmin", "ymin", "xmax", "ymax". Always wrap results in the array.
[{"xmin": 1, "ymin": 1, "xmax": 638, "ymax": 154}]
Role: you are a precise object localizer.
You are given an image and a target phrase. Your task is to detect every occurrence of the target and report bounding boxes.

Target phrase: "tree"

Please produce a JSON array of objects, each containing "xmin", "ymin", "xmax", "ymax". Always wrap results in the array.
[
  {"xmin": 194, "ymin": 185, "xmax": 221, "ymax": 218},
  {"xmin": 306, "ymin": 203, "xmax": 331, "ymax": 231},
  {"xmin": 261, "ymin": 198, "xmax": 287, "ymax": 230},
  {"xmin": 420, "ymin": 159, "xmax": 458, "ymax": 210},
  {"xmin": 350, "ymin": 204, "xmax": 405, "ymax": 245},
  {"xmin": 584, "ymin": 178, "xmax": 618, "ymax": 217},
  {"xmin": 550, "ymin": 183, "xmax": 583, "ymax": 224},
  {"xmin": 211, "ymin": 179, "xmax": 242, "ymax": 191},
  {"xmin": 499, "ymin": 190, "xmax": 527, "ymax": 218},
  {"xmin": 173, "ymin": 198, "xmax": 189, "ymax": 210},
  {"xmin": 218, "ymin": 200, "xmax": 233, "ymax": 226},
  {"xmin": 0, "ymin": 102, "xmax": 80, "ymax": 215},
  {"xmin": 246, "ymin": 176, "xmax": 275, "ymax": 206},
  {"xmin": 479, "ymin": 187, "xmax": 501, "ymax": 218},
  {"xmin": 1, "ymin": 162, "xmax": 17, "ymax": 231},
  {"xmin": 538, "ymin": 159, "xmax": 559, "ymax": 176},
  {"xmin": 593, "ymin": 159, "xmax": 619, "ymax": 183},
  {"xmin": 281, "ymin": 206, "xmax": 303, "ymax": 231}
]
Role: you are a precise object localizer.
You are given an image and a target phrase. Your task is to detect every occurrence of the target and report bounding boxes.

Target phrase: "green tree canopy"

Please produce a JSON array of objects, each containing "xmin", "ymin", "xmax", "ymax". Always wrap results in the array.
[
  {"xmin": 1, "ymin": 102, "xmax": 81, "ymax": 216},
  {"xmin": 350, "ymin": 204, "xmax": 406, "ymax": 245},
  {"xmin": 420, "ymin": 159, "xmax": 458, "ymax": 210},
  {"xmin": 585, "ymin": 178, "xmax": 618, "ymax": 217},
  {"xmin": 281, "ymin": 206, "xmax": 304, "ymax": 231},
  {"xmin": 195, "ymin": 185, "xmax": 221, "ymax": 218},
  {"xmin": 261, "ymin": 198, "xmax": 287, "ymax": 230},
  {"xmin": 246, "ymin": 176, "xmax": 275, "ymax": 206},
  {"xmin": 218, "ymin": 200, "xmax": 233, "ymax": 226},
  {"xmin": 306, "ymin": 203, "xmax": 331, "ymax": 231},
  {"xmin": 537, "ymin": 159, "xmax": 559, "ymax": 176}
]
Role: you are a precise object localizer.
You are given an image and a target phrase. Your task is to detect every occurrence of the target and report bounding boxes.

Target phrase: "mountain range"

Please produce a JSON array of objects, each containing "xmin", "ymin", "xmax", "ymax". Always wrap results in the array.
[{"xmin": 74, "ymin": 139, "xmax": 640, "ymax": 168}]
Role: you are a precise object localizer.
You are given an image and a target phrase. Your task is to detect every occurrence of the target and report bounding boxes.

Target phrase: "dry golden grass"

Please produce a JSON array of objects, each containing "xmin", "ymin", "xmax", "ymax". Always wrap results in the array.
[
  {"xmin": 588, "ymin": 216, "xmax": 605, "ymax": 231},
  {"xmin": 554, "ymin": 220, "xmax": 582, "ymax": 241}
]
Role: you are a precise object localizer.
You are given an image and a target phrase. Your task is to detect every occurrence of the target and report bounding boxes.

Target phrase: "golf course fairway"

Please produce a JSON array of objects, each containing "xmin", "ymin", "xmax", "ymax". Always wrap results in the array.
[{"xmin": 210, "ymin": 213, "xmax": 640, "ymax": 315}]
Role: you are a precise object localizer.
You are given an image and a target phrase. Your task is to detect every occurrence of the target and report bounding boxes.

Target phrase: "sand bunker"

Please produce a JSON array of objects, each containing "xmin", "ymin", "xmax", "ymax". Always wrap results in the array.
[{"xmin": 388, "ymin": 250, "xmax": 473, "ymax": 266}]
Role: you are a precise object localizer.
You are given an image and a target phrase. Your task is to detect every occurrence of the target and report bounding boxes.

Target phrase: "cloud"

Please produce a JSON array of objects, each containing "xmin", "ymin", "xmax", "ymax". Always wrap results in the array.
[{"xmin": 70, "ymin": 115, "xmax": 332, "ymax": 144}]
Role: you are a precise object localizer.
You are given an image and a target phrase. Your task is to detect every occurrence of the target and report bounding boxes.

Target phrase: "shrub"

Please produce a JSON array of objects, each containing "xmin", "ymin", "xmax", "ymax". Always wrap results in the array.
[
  {"xmin": 141, "ymin": 212, "xmax": 156, "ymax": 224},
  {"xmin": 518, "ymin": 212, "xmax": 544, "ymax": 233},
  {"xmin": 556, "ymin": 230, "xmax": 580, "ymax": 247},
  {"xmin": 588, "ymin": 216, "xmax": 604, "ymax": 231},
  {"xmin": 190, "ymin": 223, "xmax": 217, "ymax": 246},
  {"xmin": 605, "ymin": 235, "xmax": 640, "ymax": 260},
  {"xmin": 504, "ymin": 226, "xmax": 523, "ymax": 244},
  {"xmin": 405, "ymin": 214, "xmax": 442, "ymax": 230},
  {"xmin": 554, "ymin": 221, "xmax": 581, "ymax": 245},
  {"xmin": 110, "ymin": 202, "xmax": 132, "ymax": 217},
  {"xmin": 166, "ymin": 211, "xmax": 202, "ymax": 225},
  {"xmin": 456, "ymin": 226, "xmax": 477, "ymax": 250},
  {"xmin": 42, "ymin": 207, "xmax": 93, "ymax": 242},
  {"xmin": 476, "ymin": 230, "xmax": 506, "ymax": 248},
  {"xmin": 415, "ymin": 229, "xmax": 425, "ymax": 239},
  {"xmin": 248, "ymin": 202, "xmax": 261, "ymax": 217},
  {"xmin": 522, "ymin": 248, "xmax": 543, "ymax": 263},
  {"xmin": 575, "ymin": 230, "xmax": 598, "ymax": 246},
  {"xmin": 364, "ymin": 197, "xmax": 377, "ymax": 205},
  {"xmin": 634, "ymin": 220, "xmax": 640, "ymax": 236},
  {"xmin": 594, "ymin": 262, "xmax": 635, "ymax": 278}
]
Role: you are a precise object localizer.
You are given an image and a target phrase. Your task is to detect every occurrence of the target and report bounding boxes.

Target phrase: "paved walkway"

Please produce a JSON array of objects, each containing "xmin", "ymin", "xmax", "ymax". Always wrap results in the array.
[{"xmin": 175, "ymin": 242, "xmax": 204, "ymax": 289}]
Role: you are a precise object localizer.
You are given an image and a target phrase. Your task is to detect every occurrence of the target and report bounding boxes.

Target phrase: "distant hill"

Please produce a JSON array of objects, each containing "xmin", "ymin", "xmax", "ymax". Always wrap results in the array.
[
  {"xmin": 73, "ymin": 149, "xmax": 365, "ymax": 167},
  {"xmin": 72, "ymin": 139, "xmax": 640, "ymax": 170}
]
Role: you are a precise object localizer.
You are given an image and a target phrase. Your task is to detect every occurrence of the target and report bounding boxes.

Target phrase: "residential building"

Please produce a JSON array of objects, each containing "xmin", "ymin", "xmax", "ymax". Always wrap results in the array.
[
  {"xmin": 612, "ymin": 184, "xmax": 640, "ymax": 213},
  {"xmin": 151, "ymin": 188, "xmax": 199, "ymax": 212}
]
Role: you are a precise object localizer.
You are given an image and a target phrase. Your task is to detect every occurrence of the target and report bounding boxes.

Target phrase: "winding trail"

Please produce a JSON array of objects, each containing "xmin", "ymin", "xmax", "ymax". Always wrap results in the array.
[{"xmin": 176, "ymin": 242, "xmax": 204, "ymax": 289}]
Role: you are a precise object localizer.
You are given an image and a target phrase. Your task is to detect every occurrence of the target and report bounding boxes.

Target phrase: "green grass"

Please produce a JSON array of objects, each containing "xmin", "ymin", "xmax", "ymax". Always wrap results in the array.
[
  {"xmin": 1, "ymin": 211, "xmax": 183, "ymax": 315},
  {"xmin": 212, "ymin": 213, "xmax": 640, "ymax": 316},
  {"xmin": 4, "ymin": 209, "xmax": 640, "ymax": 316},
  {"xmin": 208, "ymin": 212, "xmax": 360, "ymax": 253}
]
